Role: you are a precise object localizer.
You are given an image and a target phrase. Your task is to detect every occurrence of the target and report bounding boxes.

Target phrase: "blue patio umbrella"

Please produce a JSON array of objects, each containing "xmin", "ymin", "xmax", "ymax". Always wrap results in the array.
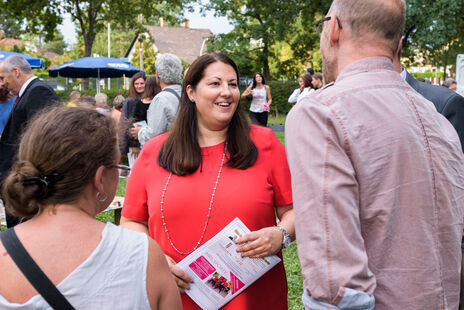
[
  {"xmin": 48, "ymin": 57, "xmax": 144, "ymax": 78},
  {"xmin": 0, "ymin": 51, "xmax": 45, "ymax": 68}
]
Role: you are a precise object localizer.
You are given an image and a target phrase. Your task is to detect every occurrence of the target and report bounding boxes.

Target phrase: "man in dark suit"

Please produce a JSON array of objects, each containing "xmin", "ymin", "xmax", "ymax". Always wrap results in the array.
[
  {"xmin": 0, "ymin": 55, "xmax": 59, "ymax": 227},
  {"xmin": 393, "ymin": 52, "xmax": 464, "ymax": 151}
]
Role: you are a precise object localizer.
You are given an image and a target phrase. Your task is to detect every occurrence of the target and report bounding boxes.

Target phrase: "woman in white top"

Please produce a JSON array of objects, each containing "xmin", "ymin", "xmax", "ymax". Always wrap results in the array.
[
  {"xmin": 288, "ymin": 73, "xmax": 314, "ymax": 104},
  {"xmin": 0, "ymin": 107, "xmax": 181, "ymax": 309},
  {"xmin": 241, "ymin": 72, "xmax": 272, "ymax": 127}
]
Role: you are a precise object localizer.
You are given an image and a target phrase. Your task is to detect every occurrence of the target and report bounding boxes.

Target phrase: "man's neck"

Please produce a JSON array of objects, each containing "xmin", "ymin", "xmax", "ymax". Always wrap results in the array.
[
  {"xmin": 336, "ymin": 41, "xmax": 393, "ymax": 78},
  {"xmin": 17, "ymin": 74, "xmax": 36, "ymax": 97},
  {"xmin": 160, "ymin": 81, "xmax": 176, "ymax": 90}
]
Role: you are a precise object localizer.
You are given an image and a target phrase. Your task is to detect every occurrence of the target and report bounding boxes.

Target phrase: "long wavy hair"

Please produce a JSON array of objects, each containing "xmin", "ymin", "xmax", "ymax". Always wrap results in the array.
[{"xmin": 158, "ymin": 53, "xmax": 258, "ymax": 176}]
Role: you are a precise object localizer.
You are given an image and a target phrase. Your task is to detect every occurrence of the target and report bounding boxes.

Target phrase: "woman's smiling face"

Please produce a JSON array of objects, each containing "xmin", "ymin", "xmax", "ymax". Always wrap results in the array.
[{"xmin": 187, "ymin": 61, "xmax": 240, "ymax": 133}]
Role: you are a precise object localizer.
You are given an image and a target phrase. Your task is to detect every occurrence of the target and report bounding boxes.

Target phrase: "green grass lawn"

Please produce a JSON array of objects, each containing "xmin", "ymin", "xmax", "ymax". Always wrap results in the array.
[{"xmin": 268, "ymin": 114, "xmax": 287, "ymax": 124}]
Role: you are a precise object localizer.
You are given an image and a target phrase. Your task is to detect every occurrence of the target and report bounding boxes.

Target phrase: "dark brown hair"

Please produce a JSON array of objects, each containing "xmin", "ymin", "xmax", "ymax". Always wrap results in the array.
[
  {"xmin": 299, "ymin": 74, "xmax": 313, "ymax": 88},
  {"xmin": 128, "ymin": 72, "xmax": 146, "ymax": 100},
  {"xmin": 2, "ymin": 107, "xmax": 117, "ymax": 217},
  {"xmin": 158, "ymin": 52, "xmax": 258, "ymax": 176},
  {"xmin": 142, "ymin": 76, "xmax": 161, "ymax": 101},
  {"xmin": 252, "ymin": 72, "xmax": 266, "ymax": 89}
]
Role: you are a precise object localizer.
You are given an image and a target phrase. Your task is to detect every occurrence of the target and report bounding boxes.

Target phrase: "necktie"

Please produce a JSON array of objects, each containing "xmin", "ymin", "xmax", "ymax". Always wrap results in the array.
[{"xmin": 13, "ymin": 96, "xmax": 19, "ymax": 105}]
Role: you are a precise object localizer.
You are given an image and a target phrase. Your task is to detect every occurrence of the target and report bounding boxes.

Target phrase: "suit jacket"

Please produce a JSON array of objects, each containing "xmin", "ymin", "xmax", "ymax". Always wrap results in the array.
[
  {"xmin": 406, "ymin": 71, "xmax": 464, "ymax": 151},
  {"xmin": 0, "ymin": 78, "xmax": 59, "ymax": 181}
]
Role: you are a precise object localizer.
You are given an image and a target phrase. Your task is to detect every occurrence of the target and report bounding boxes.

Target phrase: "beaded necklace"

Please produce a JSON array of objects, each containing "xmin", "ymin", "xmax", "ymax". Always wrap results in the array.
[{"xmin": 160, "ymin": 142, "xmax": 227, "ymax": 255}]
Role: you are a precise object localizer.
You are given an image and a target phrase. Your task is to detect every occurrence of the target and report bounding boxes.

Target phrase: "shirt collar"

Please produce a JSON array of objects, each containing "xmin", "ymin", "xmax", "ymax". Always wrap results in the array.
[
  {"xmin": 400, "ymin": 67, "xmax": 407, "ymax": 80},
  {"xmin": 335, "ymin": 57, "xmax": 395, "ymax": 83},
  {"xmin": 18, "ymin": 76, "xmax": 38, "ymax": 97}
]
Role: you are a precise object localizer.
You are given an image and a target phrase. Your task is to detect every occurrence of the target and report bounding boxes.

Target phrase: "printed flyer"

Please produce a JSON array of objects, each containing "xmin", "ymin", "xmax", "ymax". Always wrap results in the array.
[{"xmin": 177, "ymin": 218, "xmax": 281, "ymax": 310}]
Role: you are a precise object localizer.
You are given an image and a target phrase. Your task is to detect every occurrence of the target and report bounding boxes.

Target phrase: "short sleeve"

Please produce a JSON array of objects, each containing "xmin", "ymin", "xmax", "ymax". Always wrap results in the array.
[
  {"xmin": 121, "ymin": 145, "xmax": 150, "ymax": 221},
  {"xmin": 267, "ymin": 131, "xmax": 293, "ymax": 207}
]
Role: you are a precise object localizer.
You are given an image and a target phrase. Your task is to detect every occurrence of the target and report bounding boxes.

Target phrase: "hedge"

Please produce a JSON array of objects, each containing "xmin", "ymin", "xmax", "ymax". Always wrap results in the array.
[
  {"xmin": 56, "ymin": 89, "xmax": 128, "ymax": 106},
  {"xmin": 412, "ymin": 71, "xmax": 444, "ymax": 79}
]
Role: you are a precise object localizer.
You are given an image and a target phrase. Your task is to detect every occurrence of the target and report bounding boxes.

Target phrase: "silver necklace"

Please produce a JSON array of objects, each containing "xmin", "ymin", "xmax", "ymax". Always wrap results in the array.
[{"xmin": 160, "ymin": 142, "xmax": 227, "ymax": 255}]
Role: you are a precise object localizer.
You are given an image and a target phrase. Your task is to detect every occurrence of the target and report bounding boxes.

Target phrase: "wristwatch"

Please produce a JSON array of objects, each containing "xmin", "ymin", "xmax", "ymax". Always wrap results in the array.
[{"xmin": 277, "ymin": 226, "xmax": 292, "ymax": 249}]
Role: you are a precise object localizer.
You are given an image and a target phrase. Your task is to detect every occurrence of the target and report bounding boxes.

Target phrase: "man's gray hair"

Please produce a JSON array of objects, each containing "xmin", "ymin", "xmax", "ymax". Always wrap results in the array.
[
  {"xmin": 443, "ymin": 78, "xmax": 457, "ymax": 88},
  {"xmin": 95, "ymin": 93, "xmax": 108, "ymax": 108},
  {"xmin": 1, "ymin": 55, "xmax": 32, "ymax": 74},
  {"xmin": 112, "ymin": 94, "xmax": 125, "ymax": 109},
  {"xmin": 155, "ymin": 53, "xmax": 182, "ymax": 84}
]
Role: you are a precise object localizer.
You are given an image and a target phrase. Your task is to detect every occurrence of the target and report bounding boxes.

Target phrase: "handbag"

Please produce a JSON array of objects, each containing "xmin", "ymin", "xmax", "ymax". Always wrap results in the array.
[{"xmin": 0, "ymin": 228, "xmax": 75, "ymax": 310}]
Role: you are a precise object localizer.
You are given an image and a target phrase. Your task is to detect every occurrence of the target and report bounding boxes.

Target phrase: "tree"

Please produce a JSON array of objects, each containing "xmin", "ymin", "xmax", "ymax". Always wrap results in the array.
[
  {"xmin": 43, "ymin": 32, "xmax": 68, "ymax": 55},
  {"xmin": 402, "ymin": 0, "xmax": 464, "ymax": 78},
  {"xmin": 92, "ymin": 24, "xmax": 136, "ymax": 59},
  {"xmin": 205, "ymin": 0, "xmax": 329, "ymax": 80},
  {"xmin": 0, "ymin": 10, "xmax": 22, "ymax": 39},
  {"xmin": 0, "ymin": 0, "xmax": 186, "ymax": 59},
  {"xmin": 130, "ymin": 35, "xmax": 158, "ymax": 75}
]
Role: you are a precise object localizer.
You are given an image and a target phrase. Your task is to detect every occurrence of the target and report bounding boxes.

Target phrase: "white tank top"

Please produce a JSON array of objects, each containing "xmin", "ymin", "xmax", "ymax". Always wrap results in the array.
[
  {"xmin": 249, "ymin": 86, "xmax": 268, "ymax": 113},
  {"xmin": 0, "ymin": 223, "xmax": 151, "ymax": 310}
]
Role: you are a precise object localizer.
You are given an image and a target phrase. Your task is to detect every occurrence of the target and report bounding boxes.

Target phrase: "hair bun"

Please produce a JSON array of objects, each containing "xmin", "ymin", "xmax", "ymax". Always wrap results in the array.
[
  {"xmin": 22, "ymin": 176, "xmax": 51, "ymax": 199},
  {"xmin": 15, "ymin": 160, "xmax": 51, "ymax": 200}
]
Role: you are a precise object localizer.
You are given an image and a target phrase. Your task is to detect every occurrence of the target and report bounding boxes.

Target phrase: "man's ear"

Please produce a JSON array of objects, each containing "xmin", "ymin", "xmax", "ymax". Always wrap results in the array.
[
  {"xmin": 328, "ymin": 15, "xmax": 341, "ymax": 47},
  {"xmin": 13, "ymin": 67, "xmax": 21, "ymax": 79}
]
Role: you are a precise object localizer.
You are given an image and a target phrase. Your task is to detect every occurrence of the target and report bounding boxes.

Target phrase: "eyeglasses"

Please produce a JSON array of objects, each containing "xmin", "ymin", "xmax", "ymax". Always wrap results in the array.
[
  {"xmin": 315, "ymin": 16, "xmax": 342, "ymax": 38},
  {"xmin": 111, "ymin": 164, "xmax": 131, "ymax": 178}
]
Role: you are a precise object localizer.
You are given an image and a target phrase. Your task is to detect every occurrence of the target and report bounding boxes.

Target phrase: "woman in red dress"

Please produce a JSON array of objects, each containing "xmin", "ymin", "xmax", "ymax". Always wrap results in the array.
[{"xmin": 121, "ymin": 52, "xmax": 294, "ymax": 309}]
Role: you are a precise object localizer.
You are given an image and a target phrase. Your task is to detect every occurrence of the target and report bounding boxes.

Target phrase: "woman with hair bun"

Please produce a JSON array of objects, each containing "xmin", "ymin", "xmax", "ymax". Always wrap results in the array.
[{"xmin": 0, "ymin": 107, "xmax": 181, "ymax": 309}]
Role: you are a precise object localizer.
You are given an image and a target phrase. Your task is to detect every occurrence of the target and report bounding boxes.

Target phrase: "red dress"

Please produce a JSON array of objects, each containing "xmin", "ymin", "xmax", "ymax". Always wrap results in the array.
[{"xmin": 122, "ymin": 124, "xmax": 292, "ymax": 309}]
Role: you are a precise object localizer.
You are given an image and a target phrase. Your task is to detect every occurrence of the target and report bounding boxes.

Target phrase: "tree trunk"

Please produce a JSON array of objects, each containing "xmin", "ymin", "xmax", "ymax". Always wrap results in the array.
[
  {"xmin": 82, "ymin": 28, "xmax": 96, "ymax": 90},
  {"xmin": 262, "ymin": 42, "xmax": 271, "ymax": 81},
  {"xmin": 443, "ymin": 49, "xmax": 449, "ymax": 81}
]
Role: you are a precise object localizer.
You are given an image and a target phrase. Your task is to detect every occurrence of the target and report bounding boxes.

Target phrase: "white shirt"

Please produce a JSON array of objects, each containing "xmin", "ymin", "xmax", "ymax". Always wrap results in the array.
[
  {"xmin": 18, "ymin": 76, "xmax": 38, "ymax": 97},
  {"xmin": 296, "ymin": 87, "xmax": 315, "ymax": 104},
  {"xmin": 0, "ymin": 223, "xmax": 151, "ymax": 309},
  {"xmin": 400, "ymin": 67, "xmax": 407, "ymax": 80}
]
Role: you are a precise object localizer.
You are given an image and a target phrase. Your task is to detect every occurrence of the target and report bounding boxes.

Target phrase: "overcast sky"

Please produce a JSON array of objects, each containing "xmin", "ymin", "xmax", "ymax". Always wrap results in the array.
[{"xmin": 58, "ymin": 4, "xmax": 233, "ymax": 46}]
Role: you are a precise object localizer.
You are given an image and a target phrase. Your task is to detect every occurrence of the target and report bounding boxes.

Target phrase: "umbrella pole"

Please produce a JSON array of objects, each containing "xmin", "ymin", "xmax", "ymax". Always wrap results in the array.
[{"xmin": 97, "ymin": 68, "xmax": 100, "ymax": 93}]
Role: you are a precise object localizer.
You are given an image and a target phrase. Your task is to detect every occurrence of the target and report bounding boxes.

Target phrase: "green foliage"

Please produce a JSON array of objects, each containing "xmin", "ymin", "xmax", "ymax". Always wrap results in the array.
[
  {"xmin": 403, "ymin": 0, "xmax": 464, "ymax": 77},
  {"xmin": 0, "ymin": 10, "xmax": 22, "ymax": 38},
  {"xmin": 0, "ymin": 0, "xmax": 187, "ymax": 61},
  {"xmin": 43, "ymin": 32, "xmax": 67, "ymax": 55},
  {"xmin": 240, "ymin": 80, "xmax": 298, "ymax": 117},
  {"xmin": 412, "ymin": 71, "xmax": 444, "ymax": 79},
  {"xmin": 205, "ymin": 0, "xmax": 327, "ymax": 81},
  {"xmin": 267, "ymin": 80, "xmax": 299, "ymax": 116},
  {"xmin": 92, "ymin": 25, "xmax": 136, "ymax": 59},
  {"xmin": 130, "ymin": 36, "xmax": 158, "ymax": 75}
]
